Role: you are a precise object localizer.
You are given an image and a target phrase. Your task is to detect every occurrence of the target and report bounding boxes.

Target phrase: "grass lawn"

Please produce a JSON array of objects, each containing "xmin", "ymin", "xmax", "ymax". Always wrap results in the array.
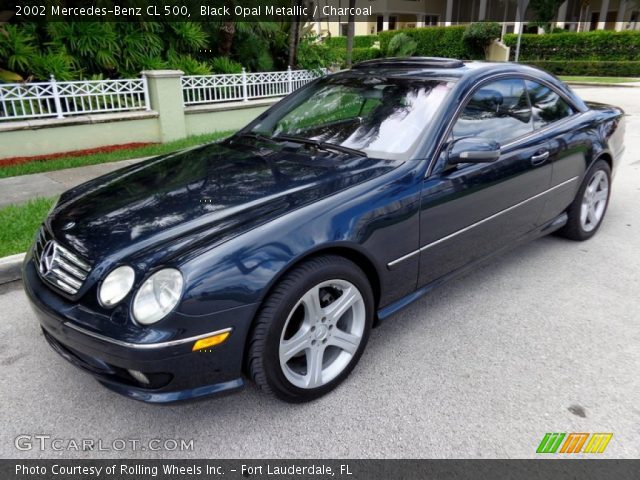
[
  {"xmin": 559, "ymin": 76, "xmax": 640, "ymax": 84},
  {"xmin": 0, "ymin": 130, "xmax": 235, "ymax": 179},
  {"xmin": 0, "ymin": 197, "xmax": 57, "ymax": 257}
]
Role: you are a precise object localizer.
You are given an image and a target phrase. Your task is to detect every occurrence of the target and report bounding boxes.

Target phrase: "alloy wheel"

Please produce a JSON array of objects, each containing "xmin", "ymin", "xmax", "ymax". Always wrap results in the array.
[
  {"xmin": 279, "ymin": 279, "xmax": 366, "ymax": 389},
  {"xmin": 580, "ymin": 170, "xmax": 609, "ymax": 232}
]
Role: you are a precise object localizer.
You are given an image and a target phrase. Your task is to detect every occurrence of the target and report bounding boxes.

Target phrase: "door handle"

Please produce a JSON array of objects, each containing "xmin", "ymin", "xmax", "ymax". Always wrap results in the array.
[{"xmin": 531, "ymin": 150, "xmax": 549, "ymax": 166}]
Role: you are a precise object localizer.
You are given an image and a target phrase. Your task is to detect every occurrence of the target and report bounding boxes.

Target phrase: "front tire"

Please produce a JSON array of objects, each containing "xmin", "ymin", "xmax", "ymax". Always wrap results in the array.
[
  {"xmin": 248, "ymin": 255, "xmax": 374, "ymax": 403},
  {"xmin": 558, "ymin": 160, "xmax": 611, "ymax": 241}
]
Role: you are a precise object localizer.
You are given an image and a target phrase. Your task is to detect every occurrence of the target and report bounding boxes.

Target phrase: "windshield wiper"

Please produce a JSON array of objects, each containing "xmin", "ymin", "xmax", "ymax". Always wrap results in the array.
[
  {"xmin": 234, "ymin": 131, "xmax": 278, "ymax": 145},
  {"xmin": 273, "ymin": 134, "xmax": 367, "ymax": 157}
]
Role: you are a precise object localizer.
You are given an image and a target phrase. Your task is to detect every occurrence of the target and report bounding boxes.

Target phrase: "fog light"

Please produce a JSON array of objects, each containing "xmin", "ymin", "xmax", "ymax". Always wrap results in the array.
[
  {"xmin": 127, "ymin": 369, "xmax": 150, "ymax": 385},
  {"xmin": 192, "ymin": 331, "xmax": 231, "ymax": 351}
]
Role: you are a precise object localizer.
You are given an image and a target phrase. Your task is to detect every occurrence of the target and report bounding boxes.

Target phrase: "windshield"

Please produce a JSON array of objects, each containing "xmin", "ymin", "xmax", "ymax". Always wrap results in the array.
[{"xmin": 249, "ymin": 76, "xmax": 454, "ymax": 160}]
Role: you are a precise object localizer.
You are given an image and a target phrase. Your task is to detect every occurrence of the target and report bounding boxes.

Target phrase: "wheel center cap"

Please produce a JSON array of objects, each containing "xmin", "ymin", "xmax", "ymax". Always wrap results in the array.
[{"xmin": 314, "ymin": 324, "xmax": 328, "ymax": 341}]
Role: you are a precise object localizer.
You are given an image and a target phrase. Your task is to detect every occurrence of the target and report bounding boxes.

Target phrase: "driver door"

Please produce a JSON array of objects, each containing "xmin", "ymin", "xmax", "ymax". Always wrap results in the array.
[{"xmin": 417, "ymin": 78, "xmax": 553, "ymax": 287}]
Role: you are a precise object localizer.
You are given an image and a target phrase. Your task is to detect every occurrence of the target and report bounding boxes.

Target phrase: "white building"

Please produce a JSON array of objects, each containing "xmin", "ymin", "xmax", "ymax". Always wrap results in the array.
[{"xmin": 313, "ymin": 0, "xmax": 640, "ymax": 37}]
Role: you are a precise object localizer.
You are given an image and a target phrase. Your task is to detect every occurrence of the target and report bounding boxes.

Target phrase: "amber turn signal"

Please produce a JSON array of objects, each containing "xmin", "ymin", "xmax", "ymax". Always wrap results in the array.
[{"xmin": 192, "ymin": 331, "xmax": 231, "ymax": 351}]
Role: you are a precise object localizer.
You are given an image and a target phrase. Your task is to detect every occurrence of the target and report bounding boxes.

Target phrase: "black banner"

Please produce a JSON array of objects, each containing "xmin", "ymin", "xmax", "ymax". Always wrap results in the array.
[
  {"xmin": 3, "ymin": 460, "xmax": 640, "ymax": 480},
  {"xmin": 2, "ymin": 0, "xmax": 529, "ymax": 23}
]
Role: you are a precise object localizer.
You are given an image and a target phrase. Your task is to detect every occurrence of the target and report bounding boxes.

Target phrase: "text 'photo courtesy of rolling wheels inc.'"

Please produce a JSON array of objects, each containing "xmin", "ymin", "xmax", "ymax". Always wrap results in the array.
[{"xmin": 1, "ymin": 0, "xmax": 639, "ymax": 478}]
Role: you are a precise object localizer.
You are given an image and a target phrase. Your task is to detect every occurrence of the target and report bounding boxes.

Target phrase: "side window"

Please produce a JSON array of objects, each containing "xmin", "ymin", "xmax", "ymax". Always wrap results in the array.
[
  {"xmin": 452, "ymin": 78, "xmax": 533, "ymax": 145},
  {"xmin": 525, "ymin": 80, "xmax": 574, "ymax": 129}
]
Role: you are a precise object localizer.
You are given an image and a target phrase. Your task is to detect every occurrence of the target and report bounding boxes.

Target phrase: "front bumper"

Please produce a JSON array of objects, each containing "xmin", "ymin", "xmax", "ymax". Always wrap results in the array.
[{"xmin": 23, "ymin": 258, "xmax": 254, "ymax": 403}]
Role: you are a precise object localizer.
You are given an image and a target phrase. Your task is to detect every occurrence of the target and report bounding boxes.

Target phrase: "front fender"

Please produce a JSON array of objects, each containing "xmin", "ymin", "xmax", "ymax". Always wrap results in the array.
[{"xmin": 176, "ymin": 164, "xmax": 423, "ymax": 318}]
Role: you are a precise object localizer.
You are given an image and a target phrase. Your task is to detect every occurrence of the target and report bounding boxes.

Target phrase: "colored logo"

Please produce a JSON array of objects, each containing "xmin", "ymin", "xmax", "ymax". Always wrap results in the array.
[{"xmin": 537, "ymin": 433, "xmax": 613, "ymax": 454}]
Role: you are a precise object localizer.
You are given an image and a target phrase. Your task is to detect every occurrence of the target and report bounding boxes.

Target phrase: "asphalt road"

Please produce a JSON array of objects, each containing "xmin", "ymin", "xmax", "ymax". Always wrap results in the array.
[{"xmin": 1, "ymin": 86, "xmax": 639, "ymax": 459}]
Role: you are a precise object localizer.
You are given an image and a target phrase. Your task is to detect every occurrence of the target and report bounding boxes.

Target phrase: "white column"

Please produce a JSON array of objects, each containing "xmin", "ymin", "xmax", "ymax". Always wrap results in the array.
[
  {"xmin": 478, "ymin": 0, "xmax": 488, "ymax": 21},
  {"xmin": 445, "ymin": 0, "xmax": 453, "ymax": 25},
  {"xmin": 416, "ymin": 14, "xmax": 425, "ymax": 27},
  {"xmin": 615, "ymin": 0, "xmax": 627, "ymax": 31},
  {"xmin": 315, "ymin": 21, "xmax": 322, "ymax": 36},
  {"xmin": 513, "ymin": 3, "xmax": 522, "ymax": 34},
  {"xmin": 383, "ymin": 13, "xmax": 389, "ymax": 31},
  {"xmin": 597, "ymin": 0, "xmax": 610, "ymax": 29},
  {"xmin": 555, "ymin": 0, "xmax": 568, "ymax": 29}
]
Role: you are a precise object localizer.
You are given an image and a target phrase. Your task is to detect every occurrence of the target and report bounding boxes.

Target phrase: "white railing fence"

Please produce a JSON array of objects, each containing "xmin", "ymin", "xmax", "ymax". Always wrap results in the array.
[
  {"xmin": 0, "ymin": 68, "xmax": 325, "ymax": 122},
  {"xmin": 182, "ymin": 67, "xmax": 323, "ymax": 106},
  {"xmin": 0, "ymin": 76, "xmax": 150, "ymax": 121}
]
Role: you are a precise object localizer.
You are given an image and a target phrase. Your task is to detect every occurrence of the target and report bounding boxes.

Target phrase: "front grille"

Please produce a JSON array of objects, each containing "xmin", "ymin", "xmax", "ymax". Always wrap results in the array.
[{"xmin": 33, "ymin": 228, "xmax": 92, "ymax": 295}]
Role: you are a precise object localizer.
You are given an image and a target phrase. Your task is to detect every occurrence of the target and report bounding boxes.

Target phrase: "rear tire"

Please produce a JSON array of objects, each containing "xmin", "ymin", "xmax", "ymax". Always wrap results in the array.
[
  {"xmin": 248, "ymin": 255, "xmax": 374, "ymax": 403},
  {"xmin": 558, "ymin": 160, "xmax": 611, "ymax": 241}
]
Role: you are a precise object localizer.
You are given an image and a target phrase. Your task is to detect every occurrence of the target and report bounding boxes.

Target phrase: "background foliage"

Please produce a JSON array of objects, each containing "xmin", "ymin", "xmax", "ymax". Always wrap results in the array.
[
  {"xmin": 504, "ymin": 31, "xmax": 640, "ymax": 61},
  {"xmin": 387, "ymin": 33, "xmax": 418, "ymax": 57},
  {"xmin": 524, "ymin": 60, "xmax": 640, "ymax": 76},
  {"xmin": 379, "ymin": 26, "xmax": 479, "ymax": 59},
  {"xmin": 504, "ymin": 30, "xmax": 640, "ymax": 76},
  {"xmin": 5, "ymin": 20, "xmax": 639, "ymax": 80},
  {"xmin": 0, "ymin": 20, "xmax": 294, "ymax": 80},
  {"xmin": 462, "ymin": 22, "xmax": 501, "ymax": 58}
]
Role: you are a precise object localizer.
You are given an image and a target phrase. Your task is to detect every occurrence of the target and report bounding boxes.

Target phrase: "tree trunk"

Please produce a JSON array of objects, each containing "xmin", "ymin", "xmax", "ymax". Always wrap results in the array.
[
  {"xmin": 218, "ymin": 22, "xmax": 236, "ymax": 57},
  {"xmin": 288, "ymin": 0, "xmax": 304, "ymax": 67},
  {"xmin": 346, "ymin": 0, "xmax": 356, "ymax": 68}
]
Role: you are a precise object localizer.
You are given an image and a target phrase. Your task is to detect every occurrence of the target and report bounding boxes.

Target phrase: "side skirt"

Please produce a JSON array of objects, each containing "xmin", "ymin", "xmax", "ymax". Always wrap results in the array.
[{"xmin": 375, "ymin": 212, "xmax": 568, "ymax": 323}]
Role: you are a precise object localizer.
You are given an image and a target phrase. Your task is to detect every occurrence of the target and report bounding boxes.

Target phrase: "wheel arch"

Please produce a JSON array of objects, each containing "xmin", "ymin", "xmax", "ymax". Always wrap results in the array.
[
  {"xmin": 241, "ymin": 244, "xmax": 383, "ymax": 372},
  {"xmin": 595, "ymin": 151, "xmax": 613, "ymax": 171}
]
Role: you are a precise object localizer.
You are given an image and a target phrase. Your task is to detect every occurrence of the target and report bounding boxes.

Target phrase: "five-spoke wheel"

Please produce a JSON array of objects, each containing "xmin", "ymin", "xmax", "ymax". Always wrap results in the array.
[
  {"xmin": 580, "ymin": 169, "xmax": 609, "ymax": 233},
  {"xmin": 248, "ymin": 255, "xmax": 373, "ymax": 402},
  {"xmin": 559, "ymin": 159, "xmax": 611, "ymax": 241},
  {"xmin": 279, "ymin": 279, "xmax": 366, "ymax": 389}
]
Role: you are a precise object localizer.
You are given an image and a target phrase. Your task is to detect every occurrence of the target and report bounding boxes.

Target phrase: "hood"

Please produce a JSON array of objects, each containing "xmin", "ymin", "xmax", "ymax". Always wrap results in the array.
[{"xmin": 48, "ymin": 139, "xmax": 400, "ymax": 267}]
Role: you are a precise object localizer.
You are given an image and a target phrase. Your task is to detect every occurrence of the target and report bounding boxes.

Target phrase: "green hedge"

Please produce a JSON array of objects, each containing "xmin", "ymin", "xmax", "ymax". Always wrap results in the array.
[
  {"xmin": 379, "ymin": 26, "xmax": 477, "ymax": 59},
  {"xmin": 325, "ymin": 35, "xmax": 379, "ymax": 49},
  {"xmin": 504, "ymin": 31, "xmax": 640, "ymax": 61},
  {"xmin": 351, "ymin": 47, "xmax": 382, "ymax": 63},
  {"xmin": 525, "ymin": 60, "xmax": 640, "ymax": 77}
]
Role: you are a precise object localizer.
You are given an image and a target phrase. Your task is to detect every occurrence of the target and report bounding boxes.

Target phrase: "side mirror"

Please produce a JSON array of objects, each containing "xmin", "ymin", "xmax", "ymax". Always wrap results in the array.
[{"xmin": 447, "ymin": 137, "xmax": 501, "ymax": 165}]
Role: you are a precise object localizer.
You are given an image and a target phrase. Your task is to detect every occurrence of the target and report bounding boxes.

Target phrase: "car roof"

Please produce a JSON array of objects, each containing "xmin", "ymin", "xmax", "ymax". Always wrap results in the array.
[
  {"xmin": 344, "ymin": 57, "xmax": 588, "ymax": 111},
  {"xmin": 350, "ymin": 57, "xmax": 545, "ymax": 80}
]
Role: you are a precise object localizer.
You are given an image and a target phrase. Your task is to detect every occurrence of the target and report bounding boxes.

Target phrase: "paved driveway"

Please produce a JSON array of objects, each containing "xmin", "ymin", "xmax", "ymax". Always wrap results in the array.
[{"xmin": 0, "ymin": 86, "xmax": 638, "ymax": 459}]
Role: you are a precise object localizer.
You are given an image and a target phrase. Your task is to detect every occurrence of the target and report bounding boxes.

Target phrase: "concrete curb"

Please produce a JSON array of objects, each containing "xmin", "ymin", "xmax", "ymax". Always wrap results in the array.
[
  {"xmin": 0, "ymin": 253, "xmax": 25, "ymax": 285},
  {"xmin": 566, "ymin": 81, "xmax": 640, "ymax": 88}
]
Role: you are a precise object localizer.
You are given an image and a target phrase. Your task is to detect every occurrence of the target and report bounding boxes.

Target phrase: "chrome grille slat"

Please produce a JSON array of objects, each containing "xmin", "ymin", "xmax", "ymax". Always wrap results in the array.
[
  {"xmin": 55, "ymin": 257, "xmax": 88, "ymax": 280},
  {"xmin": 34, "ymin": 228, "xmax": 92, "ymax": 296},
  {"xmin": 52, "ymin": 278, "xmax": 78, "ymax": 295},
  {"xmin": 50, "ymin": 267, "xmax": 83, "ymax": 289},
  {"xmin": 56, "ymin": 246, "xmax": 91, "ymax": 272}
]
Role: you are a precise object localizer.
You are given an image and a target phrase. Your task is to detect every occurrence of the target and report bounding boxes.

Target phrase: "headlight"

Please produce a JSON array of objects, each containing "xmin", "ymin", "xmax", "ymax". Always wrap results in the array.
[
  {"xmin": 132, "ymin": 268, "xmax": 184, "ymax": 325},
  {"xmin": 98, "ymin": 266, "xmax": 135, "ymax": 307}
]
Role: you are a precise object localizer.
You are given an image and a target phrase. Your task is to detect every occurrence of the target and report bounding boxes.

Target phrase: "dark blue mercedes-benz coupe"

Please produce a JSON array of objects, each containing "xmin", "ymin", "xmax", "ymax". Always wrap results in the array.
[{"xmin": 24, "ymin": 58, "xmax": 625, "ymax": 403}]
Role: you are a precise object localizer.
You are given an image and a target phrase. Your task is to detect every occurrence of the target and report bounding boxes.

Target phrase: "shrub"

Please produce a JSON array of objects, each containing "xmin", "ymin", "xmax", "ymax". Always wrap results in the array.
[
  {"xmin": 504, "ymin": 30, "xmax": 640, "ymax": 61},
  {"xmin": 325, "ymin": 35, "xmax": 379, "ymax": 49},
  {"xmin": 233, "ymin": 31, "xmax": 276, "ymax": 72},
  {"xmin": 387, "ymin": 33, "xmax": 418, "ymax": 57},
  {"xmin": 0, "ymin": 24, "xmax": 38, "ymax": 73},
  {"xmin": 166, "ymin": 51, "xmax": 211, "ymax": 75},
  {"xmin": 463, "ymin": 22, "xmax": 501, "ymax": 59},
  {"xmin": 210, "ymin": 57, "xmax": 243, "ymax": 74},
  {"xmin": 379, "ymin": 26, "xmax": 473, "ymax": 59},
  {"xmin": 297, "ymin": 39, "xmax": 343, "ymax": 71},
  {"xmin": 351, "ymin": 47, "xmax": 382, "ymax": 64},
  {"xmin": 31, "ymin": 51, "xmax": 80, "ymax": 81},
  {"xmin": 525, "ymin": 60, "xmax": 640, "ymax": 77}
]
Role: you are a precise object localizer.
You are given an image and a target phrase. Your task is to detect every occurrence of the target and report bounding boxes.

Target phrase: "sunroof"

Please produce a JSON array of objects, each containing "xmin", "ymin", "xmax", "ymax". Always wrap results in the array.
[{"xmin": 353, "ymin": 57, "xmax": 465, "ymax": 69}]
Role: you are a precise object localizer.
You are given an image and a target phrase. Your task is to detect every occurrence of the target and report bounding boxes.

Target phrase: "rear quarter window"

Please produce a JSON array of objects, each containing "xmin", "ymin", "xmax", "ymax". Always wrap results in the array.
[{"xmin": 526, "ymin": 80, "xmax": 575, "ymax": 129}]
